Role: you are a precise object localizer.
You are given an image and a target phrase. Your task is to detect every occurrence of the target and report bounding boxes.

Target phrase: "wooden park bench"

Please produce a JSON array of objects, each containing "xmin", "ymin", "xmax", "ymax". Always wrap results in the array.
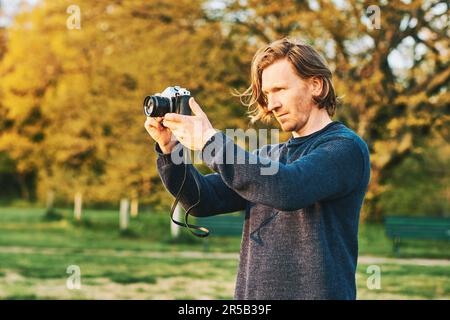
[
  {"xmin": 195, "ymin": 213, "xmax": 244, "ymax": 251},
  {"xmin": 384, "ymin": 216, "xmax": 450, "ymax": 254}
]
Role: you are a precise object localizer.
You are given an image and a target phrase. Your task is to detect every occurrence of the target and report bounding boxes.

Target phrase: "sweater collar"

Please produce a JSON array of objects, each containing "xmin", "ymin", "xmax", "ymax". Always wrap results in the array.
[{"xmin": 286, "ymin": 121, "xmax": 342, "ymax": 147}]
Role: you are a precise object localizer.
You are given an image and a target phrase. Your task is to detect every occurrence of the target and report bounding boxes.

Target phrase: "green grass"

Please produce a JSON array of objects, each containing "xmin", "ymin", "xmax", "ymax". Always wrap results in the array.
[
  {"xmin": 3, "ymin": 294, "xmax": 40, "ymax": 300},
  {"xmin": 0, "ymin": 206, "xmax": 448, "ymax": 258},
  {"xmin": 0, "ymin": 207, "xmax": 242, "ymax": 253},
  {"xmin": 0, "ymin": 250, "xmax": 239, "ymax": 299},
  {"xmin": 0, "ymin": 206, "xmax": 448, "ymax": 299},
  {"xmin": 101, "ymin": 273, "xmax": 157, "ymax": 285},
  {"xmin": 356, "ymin": 264, "xmax": 450, "ymax": 299},
  {"xmin": 0, "ymin": 249, "xmax": 448, "ymax": 300}
]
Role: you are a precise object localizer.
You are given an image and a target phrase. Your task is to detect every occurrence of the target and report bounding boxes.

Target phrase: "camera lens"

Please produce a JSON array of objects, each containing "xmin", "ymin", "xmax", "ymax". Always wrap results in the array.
[
  {"xmin": 143, "ymin": 96, "xmax": 154, "ymax": 116},
  {"xmin": 143, "ymin": 95, "xmax": 172, "ymax": 117}
]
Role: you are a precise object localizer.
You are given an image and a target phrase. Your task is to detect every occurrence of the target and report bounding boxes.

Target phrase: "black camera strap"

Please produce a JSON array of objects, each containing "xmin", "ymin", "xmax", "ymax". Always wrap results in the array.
[{"xmin": 169, "ymin": 148, "xmax": 209, "ymax": 238}]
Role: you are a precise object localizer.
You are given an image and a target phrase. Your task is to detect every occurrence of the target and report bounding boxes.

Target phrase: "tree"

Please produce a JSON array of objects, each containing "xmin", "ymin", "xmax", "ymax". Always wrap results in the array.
[
  {"xmin": 1, "ymin": 0, "xmax": 447, "ymax": 220},
  {"xmin": 0, "ymin": 0, "xmax": 252, "ymax": 206},
  {"xmin": 220, "ymin": 0, "xmax": 449, "ymax": 221}
]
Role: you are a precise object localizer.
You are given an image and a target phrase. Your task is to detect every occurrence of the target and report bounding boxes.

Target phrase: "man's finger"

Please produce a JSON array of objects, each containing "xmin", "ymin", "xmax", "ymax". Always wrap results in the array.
[
  {"xmin": 189, "ymin": 97, "xmax": 205, "ymax": 116},
  {"xmin": 146, "ymin": 117, "xmax": 163, "ymax": 130},
  {"xmin": 162, "ymin": 119, "xmax": 182, "ymax": 129},
  {"xmin": 164, "ymin": 113, "xmax": 186, "ymax": 122}
]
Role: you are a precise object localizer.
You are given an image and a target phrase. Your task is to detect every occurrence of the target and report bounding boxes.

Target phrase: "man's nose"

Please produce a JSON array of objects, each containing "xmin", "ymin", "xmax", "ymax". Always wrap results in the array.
[{"xmin": 267, "ymin": 97, "xmax": 281, "ymax": 112}]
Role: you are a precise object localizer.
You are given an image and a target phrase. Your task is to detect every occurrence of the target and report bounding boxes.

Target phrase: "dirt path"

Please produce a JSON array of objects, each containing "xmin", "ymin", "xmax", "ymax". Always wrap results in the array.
[
  {"xmin": 357, "ymin": 256, "xmax": 450, "ymax": 266},
  {"xmin": 0, "ymin": 245, "xmax": 449, "ymax": 266},
  {"xmin": 0, "ymin": 246, "xmax": 450, "ymax": 266}
]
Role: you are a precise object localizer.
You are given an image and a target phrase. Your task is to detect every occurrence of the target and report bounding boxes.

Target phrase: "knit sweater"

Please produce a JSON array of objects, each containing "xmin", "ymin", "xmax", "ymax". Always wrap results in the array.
[{"xmin": 156, "ymin": 121, "xmax": 371, "ymax": 300}]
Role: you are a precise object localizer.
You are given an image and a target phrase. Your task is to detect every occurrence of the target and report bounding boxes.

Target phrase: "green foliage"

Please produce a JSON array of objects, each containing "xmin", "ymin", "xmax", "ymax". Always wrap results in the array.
[
  {"xmin": 221, "ymin": 0, "xmax": 450, "ymax": 221},
  {"xmin": 380, "ymin": 159, "xmax": 449, "ymax": 216},
  {"xmin": 42, "ymin": 208, "xmax": 65, "ymax": 221},
  {"xmin": 0, "ymin": 0, "xmax": 448, "ymax": 221},
  {"xmin": 378, "ymin": 130, "xmax": 449, "ymax": 216},
  {"xmin": 0, "ymin": 0, "xmax": 251, "ymax": 206}
]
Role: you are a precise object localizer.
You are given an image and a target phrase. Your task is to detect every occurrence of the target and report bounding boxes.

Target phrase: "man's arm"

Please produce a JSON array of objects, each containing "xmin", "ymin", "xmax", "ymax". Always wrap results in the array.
[
  {"xmin": 201, "ymin": 132, "xmax": 368, "ymax": 211},
  {"xmin": 156, "ymin": 143, "xmax": 248, "ymax": 217}
]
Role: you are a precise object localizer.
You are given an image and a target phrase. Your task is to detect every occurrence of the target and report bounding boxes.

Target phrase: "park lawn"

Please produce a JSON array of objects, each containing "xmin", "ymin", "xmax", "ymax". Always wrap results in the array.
[
  {"xmin": 0, "ymin": 206, "xmax": 448, "ymax": 258},
  {"xmin": 0, "ymin": 250, "xmax": 238, "ymax": 299},
  {"xmin": 356, "ymin": 263, "xmax": 450, "ymax": 300},
  {"xmin": 0, "ymin": 206, "xmax": 242, "ymax": 253},
  {"xmin": 0, "ymin": 248, "xmax": 449, "ymax": 299},
  {"xmin": 0, "ymin": 206, "xmax": 449, "ymax": 299}
]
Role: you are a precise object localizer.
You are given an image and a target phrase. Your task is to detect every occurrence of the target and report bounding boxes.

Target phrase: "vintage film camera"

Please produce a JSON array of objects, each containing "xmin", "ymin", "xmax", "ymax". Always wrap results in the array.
[{"xmin": 143, "ymin": 86, "xmax": 191, "ymax": 117}]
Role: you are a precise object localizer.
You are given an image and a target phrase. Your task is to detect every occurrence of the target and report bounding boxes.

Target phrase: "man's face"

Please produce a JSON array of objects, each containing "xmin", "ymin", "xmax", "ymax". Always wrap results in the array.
[{"xmin": 261, "ymin": 59, "xmax": 316, "ymax": 134}]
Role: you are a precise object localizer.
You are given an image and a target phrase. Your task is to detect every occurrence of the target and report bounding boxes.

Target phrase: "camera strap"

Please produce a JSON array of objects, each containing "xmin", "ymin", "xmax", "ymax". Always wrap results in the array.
[{"xmin": 169, "ymin": 150, "xmax": 209, "ymax": 238}]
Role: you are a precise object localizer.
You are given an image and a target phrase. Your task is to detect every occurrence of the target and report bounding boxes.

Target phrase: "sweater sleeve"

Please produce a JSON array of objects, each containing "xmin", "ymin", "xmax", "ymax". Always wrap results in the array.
[
  {"xmin": 201, "ymin": 132, "xmax": 365, "ymax": 211},
  {"xmin": 156, "ymin": 142, "xmax": 247, "ymax": 217}
]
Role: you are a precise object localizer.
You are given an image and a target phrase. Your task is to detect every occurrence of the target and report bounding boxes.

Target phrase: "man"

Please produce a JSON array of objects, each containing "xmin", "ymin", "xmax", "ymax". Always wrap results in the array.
[{"xmin": 144, "ymin": 38, "xmax": 371, "ymax": 299}]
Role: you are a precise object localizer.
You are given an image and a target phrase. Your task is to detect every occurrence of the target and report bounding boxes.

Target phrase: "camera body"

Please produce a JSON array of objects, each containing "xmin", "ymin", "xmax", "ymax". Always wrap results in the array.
[{"xmin": 143, "ymin": 86, "xmax": 191, "ymax": 117}]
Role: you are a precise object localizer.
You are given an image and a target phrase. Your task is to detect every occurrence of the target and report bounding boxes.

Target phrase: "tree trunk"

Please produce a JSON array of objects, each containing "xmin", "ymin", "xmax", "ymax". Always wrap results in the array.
[{"xmin": 16, "ymin": 173, "xmax": 30, "ymax": 200}]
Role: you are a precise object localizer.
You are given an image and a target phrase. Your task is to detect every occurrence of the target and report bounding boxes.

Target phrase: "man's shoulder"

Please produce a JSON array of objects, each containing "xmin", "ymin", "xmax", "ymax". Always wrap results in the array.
[
  {"xmin": 314, "ymin": 122, "xmax": 370, "ymax": 160},
  {"xmin": 253, "ymin": 121, "xmax": 370, "ymax": 160},
  {"xmin": 318, "ymin": 121, "xmax": 366, "ymax": 142}
]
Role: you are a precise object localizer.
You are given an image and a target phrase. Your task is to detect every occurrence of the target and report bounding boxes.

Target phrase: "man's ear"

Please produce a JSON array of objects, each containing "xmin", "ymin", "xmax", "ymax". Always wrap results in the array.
[{"xmin": 310, "ymin": 77, "xmax": 323, "ymax": 97}]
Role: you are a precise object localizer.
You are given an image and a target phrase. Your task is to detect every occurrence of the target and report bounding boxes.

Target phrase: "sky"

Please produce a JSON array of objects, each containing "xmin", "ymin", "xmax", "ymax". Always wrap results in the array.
[{"xmin": 0, "ymin": 0, "xmax": 40, "ymax": 26}]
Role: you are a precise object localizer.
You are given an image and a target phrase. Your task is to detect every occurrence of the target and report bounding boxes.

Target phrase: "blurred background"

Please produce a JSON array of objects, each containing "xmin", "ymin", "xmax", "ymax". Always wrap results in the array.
[{"xmin": 0, "ymin": 0, "xmax": 448, "ymax": 299}]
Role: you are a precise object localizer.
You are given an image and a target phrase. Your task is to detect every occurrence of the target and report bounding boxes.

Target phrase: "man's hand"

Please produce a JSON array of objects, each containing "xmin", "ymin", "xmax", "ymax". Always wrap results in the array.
[
  {"xmin": 144, "ymin": 116, "xmax": 178, "ymax": 154},
  {"xmin": 162, "ymin": 98, "xmax": 218, "ymax": 151}
]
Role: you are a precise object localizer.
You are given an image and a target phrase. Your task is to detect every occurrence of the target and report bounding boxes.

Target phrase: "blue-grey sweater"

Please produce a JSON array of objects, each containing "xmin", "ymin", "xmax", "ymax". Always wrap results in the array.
[{"xmin": 156, "ymin": 121, "xmax": 371, "ymax": 300}]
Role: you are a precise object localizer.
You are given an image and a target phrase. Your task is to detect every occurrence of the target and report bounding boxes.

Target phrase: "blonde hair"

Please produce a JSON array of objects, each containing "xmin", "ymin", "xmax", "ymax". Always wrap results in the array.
[{"xmin": 237, "ymin": 38, "xmax": 338, "ymax": 124}]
